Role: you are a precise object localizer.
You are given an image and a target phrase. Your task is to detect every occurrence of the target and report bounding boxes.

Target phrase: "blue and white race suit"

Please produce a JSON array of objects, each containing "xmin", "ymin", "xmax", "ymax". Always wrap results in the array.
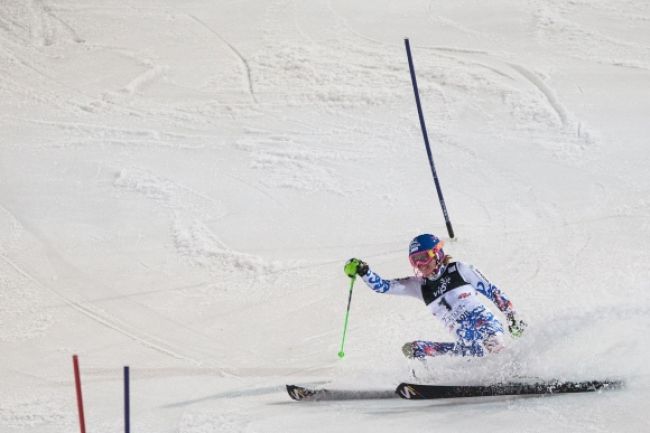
[{"xmin": 360, "ymin": 261, "xmax": 518, "ymax": 357}]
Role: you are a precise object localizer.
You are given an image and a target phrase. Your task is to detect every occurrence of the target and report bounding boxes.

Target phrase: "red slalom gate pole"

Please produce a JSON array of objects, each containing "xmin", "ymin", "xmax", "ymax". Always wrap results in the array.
[{"xmin": 72, "ymin": 355, "xmax": 87, "ymax": 433}]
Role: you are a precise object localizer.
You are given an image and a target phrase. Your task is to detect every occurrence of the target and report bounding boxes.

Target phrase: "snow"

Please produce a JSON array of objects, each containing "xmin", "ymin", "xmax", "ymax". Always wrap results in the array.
[{"xmin": 1, "ymin": 0, "xmax": 650, "ymax": 431}]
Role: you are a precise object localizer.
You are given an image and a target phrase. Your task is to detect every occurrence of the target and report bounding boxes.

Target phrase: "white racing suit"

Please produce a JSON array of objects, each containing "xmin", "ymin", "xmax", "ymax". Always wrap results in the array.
[{"xmin": 360, "ymin": 261, "xmax": 518, "ymax": 357}]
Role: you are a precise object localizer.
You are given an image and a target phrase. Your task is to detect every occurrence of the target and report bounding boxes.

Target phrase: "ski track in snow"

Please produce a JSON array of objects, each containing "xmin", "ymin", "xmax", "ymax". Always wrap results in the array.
[
  {"xmin": 112, "ymin": 167, "xmax": 281, "ymax": 273},
  {"xmin": 0, "ymin": 200, "xmax": 219, "ymax": 365},
  {"xmin": 0, "ymin": 206, "xmax": 55, "ymax": 342},
  {"xmin": 533, "ymin": 0, "xmax": 650, "ymax": 71},
  {"xmin": 0, "ymin": 395, "xmax": 72, "ymax": 429},
  {"xmin": 187, "ymin": 13, "xmax": 258, "ymax": 104},
  {"xmin": 0, "ymin": 250, "xmax": 202, "ymax": 363},
  {"xmin": 122, "ymin": 61, "xmax": 167, "ymax": 96},
  {"xmin": 311, "ymin": 1, "xmax": 585, "ymax": 147},
  {"xmin": 507, "ymin": 62, "xmax": 569, "ymax": 127}
]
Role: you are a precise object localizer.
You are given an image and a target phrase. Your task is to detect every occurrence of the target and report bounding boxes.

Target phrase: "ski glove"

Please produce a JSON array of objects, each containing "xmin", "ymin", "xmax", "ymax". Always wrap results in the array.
[
  {"xmin": 344, "ymin": 258, "xmax": 369, "ymax": 278},
  {"xmin": 507, "ymin": 313, "xmax": 527, "ymax": 338}
]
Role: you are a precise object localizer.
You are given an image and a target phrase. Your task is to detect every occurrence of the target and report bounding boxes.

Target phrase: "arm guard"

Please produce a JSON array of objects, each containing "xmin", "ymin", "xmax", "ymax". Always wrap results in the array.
[
  {"xmin": 457, "ymin": 262, "xmax": 515, "ymax": 315},
  {"xmin": 360, "ymin": 269, "xmax": 422, "ymax": 298}
]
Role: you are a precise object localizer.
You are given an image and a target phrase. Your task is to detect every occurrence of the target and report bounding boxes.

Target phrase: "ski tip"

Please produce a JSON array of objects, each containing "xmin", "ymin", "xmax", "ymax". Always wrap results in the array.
[
  {"xmin": 286, "ymin": 384, "xmax": 300, "ymax": 400},
  {"xmin": 395, "ymin": 383, "xmax": 423, "ymax": 400},
  {"xmin": 286, "ymin": 384, "xmax": 316, "ymax": 401}
]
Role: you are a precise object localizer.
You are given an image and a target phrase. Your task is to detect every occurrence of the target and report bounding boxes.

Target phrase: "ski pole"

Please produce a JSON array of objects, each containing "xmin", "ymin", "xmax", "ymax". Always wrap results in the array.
[{"xmin": 337, "ymin": 276, "xmax": 357, "ymax": 358}]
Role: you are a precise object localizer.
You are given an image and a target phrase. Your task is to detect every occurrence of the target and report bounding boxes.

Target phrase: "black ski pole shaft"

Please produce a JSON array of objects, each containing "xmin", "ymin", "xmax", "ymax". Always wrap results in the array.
[{"xmin": 404, "ymin": 38, "xmax": 455, "ymax": 239}]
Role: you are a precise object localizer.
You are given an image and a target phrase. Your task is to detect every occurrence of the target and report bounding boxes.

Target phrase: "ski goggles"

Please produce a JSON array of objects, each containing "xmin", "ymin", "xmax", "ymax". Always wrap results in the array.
[{"xmin": 408, "ymin": 241, "xmax": 444, "ymax": 267}]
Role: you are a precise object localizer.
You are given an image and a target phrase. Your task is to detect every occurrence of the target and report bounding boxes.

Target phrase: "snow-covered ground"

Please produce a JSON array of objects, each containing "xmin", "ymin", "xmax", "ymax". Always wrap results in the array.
[{"xmin": 2, "ymin": 1, "xmax": 650, "ymax": 431}]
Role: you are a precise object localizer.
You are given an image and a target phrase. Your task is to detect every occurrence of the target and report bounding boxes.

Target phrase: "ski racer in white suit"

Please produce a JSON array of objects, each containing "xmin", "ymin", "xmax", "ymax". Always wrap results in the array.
[{"xmin": 344, "ymin": 234, "xmax": 527, "ymax": 358}]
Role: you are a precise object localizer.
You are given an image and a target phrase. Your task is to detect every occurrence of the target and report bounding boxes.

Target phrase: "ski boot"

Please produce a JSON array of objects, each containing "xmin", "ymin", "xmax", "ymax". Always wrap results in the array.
[{"xmin": 401, "ymin": 340, "xmax": 456, "ymax": 359}]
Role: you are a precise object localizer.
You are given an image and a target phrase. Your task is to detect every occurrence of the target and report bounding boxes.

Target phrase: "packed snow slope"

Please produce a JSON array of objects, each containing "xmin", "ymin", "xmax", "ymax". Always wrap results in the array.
[{"xmin": 1, "ymin": 1, "xmax": 650, "ymax": 432}]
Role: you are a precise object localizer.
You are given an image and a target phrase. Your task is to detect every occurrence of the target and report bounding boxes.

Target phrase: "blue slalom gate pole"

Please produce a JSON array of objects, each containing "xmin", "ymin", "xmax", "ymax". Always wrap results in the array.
[
  {"xmin": 404, "ymin": 38, "xmax": 455, "ymax": 239},
  {"xmin": 124, "ymin": 366, "xmax": 130, "ymax": 433}
]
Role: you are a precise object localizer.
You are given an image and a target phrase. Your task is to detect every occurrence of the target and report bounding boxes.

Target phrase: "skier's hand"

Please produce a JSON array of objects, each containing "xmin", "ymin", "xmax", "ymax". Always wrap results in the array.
[
  {"xmin": 507, "ymin": 313, "xmax": 527, "ymax": 338},
  {"xmin": 344, "ymin": 258, "xmax": 369, "ymax": 278}
]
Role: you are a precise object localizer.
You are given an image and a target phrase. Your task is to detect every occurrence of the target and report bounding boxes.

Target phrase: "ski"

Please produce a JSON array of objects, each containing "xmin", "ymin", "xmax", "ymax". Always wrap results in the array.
[
  {"xmin": 396, "ymin": 379, "xmax": 623, "ymax": 400},
  {"xmin": 286, "ymin": 384, "xmax": 397, "ymax": 401}
]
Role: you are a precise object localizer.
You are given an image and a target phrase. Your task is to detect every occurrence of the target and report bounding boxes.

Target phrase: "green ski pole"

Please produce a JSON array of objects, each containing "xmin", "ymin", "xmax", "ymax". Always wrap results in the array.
[{"xmin": 338, "ymin": 276, "xmax": 356, "ymax": 358}]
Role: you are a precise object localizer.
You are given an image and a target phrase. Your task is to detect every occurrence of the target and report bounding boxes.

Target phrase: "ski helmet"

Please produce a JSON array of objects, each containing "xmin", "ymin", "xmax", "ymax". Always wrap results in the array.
[
  {"xmin": 409, "ymin": 234, "xmax": 442, "ymax": 255},
  {"xmin": 408, "ymin": 234, "xmax": 445, "ymax": 269}
]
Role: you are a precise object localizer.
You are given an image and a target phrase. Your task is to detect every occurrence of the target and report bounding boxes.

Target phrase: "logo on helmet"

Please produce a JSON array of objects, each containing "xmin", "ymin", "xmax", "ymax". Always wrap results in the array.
[
  {"xmin": 408, "ymin": 234, "xmax": 441, "ymax": 255},
  {"xmin": 409, "ymin": 239, "xmax": 423, "ymax": 254}
]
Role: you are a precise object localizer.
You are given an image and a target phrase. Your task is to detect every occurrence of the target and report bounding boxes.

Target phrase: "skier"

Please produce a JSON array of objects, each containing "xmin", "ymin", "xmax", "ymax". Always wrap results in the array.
[{"xmin": 344, "ymin": 233, "xmax": 527, "ymax": 359}]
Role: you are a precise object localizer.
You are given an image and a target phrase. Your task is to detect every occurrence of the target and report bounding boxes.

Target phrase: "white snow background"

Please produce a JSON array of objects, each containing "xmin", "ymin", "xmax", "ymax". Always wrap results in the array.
[{"xmin": 1, "ymin": 1, "xmax": 650, "ymax": 432}]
